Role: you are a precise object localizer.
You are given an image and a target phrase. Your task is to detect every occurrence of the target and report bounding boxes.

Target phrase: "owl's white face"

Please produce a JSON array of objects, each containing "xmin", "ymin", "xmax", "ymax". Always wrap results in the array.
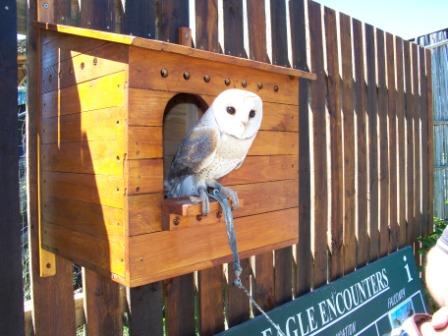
[{"xmin": 211, "ymin": 89, "xmax": 263, "ymax": 139}]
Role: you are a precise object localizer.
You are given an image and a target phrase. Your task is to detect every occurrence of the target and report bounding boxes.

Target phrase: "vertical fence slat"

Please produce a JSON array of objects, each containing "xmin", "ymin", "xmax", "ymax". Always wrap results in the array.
[
  {"xmin": 222, "ymin": 0, "xmax": 250, "ymax": 325},
  {"xmin": 353, "ymin": 19, "xmax": 368, "ymax": 266},
  {"xmin": 376, "ymin": 29, "xmax": 389, "ymax": 257},
  {"xmin": 386, "ymin": 32, "xmax": 398, "ymax": 252},
  {"xmin": 325, "ymin": 7, "xmax": 343, "ymax": 280},
  {"xmin": 0, "ymin": 1, "xmax": 25, "ymax": 334},
  {"xmin": 246, "ymin": 0, "xmax": 275, "ymax": 311},
  {"xmin": 396, "ymin": 37, "xmax": 407, "ymax": 247},
  {"xmin": 271, "ymin": 0, "xmax": 293, "ymax": 305},
  {"xmin": 123, "ymin": 0, "xmax": 156, "ymax": 38},
  {"xmin": 308, "ymin": 0, "xmax": 328, "ymax": 288},
  {"xmin": 412, "ymin": 44, "xmax": 421, "ymax": 242},
  {"xmin": 365, "ymin": 23, "xmax": 379, "ymax": 261},
  {"xmin": 404, "ymin": 40, "xmax": 414, "ymax": 244},
  {"xmin": 29, "ymin": 2, "xmax": 76, "ymax": 335},
  {"xmin": 290, "ymin": 0, "xmax": 312, "ymax": 296},
  {"xmin": 83, "ymin": 270, "xmax": 122, "ymax": 335},
  {"xmin": 80, "ymin": 0, "xmax": 116, "ymax": 31},
  {"xmin": 127, "ymin": 283, "xmax": 163, "ymax": 336},
  {"xmin": 194, "ymin": 3, "xmax": 226, "ymax": 334},
  {"xmin": 425, "ymin": 49, "xmax": 433, "ymax": 234},
  {"xmin": 195, "ymin": 0, "xmax": 219, "ymax": 52},
  {"xmin": 157, "ymin": 0, "xmax": 189, "ymax": 43},
  {"xmin": 340, "ymin": 13, "xmax": 356, "ymax": 274}
]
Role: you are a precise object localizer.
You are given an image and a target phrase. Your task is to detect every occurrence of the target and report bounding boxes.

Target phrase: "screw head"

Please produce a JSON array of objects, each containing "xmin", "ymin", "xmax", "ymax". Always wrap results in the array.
[
  {"xmin": 161, "ymin": 68, "xmax": 169, "ymax": 78},
  {"xmin": 273, "ymin": 84, "xmax": 279, "ymax": 92},
  {"xmin": 93, "ymin": 57, "xmax": 98, "ymax": 66},
  {"xmin": 183, "ymin": 71, "xmax": 190, "ymax": 80},
  {"xmin": 224, "ymin": 78, "xmax": 231, "ymax": 86},
  {"xmin": 257, "ymin": 82, "xmax": 263, "ymax": 89},
  {"xmin": 173, "ymin": 216, "xmax": 180, "ymax": 226},
  {"xmin": 241, "ymin": 80, "xmax": 248, "ymax": 88},
  {"xmin": 203, "ymin": 74, "xmax": 210, "ymax": 83}
]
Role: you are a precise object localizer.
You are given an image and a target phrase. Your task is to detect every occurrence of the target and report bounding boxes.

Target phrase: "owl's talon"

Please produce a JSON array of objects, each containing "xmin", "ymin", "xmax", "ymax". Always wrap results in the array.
[
  {"xmin": 199, "ymin": 188, "xmax": 210, "ymax": 215},
  {"xmin": 221, "ymin": 187, "xmax": 240, "ymax": 209}
]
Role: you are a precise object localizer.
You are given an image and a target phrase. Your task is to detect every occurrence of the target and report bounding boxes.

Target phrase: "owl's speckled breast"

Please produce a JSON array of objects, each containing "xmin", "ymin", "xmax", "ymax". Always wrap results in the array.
[{"xmin": 199, "ymin": 133, "xmax": 254, "ymax": 180}]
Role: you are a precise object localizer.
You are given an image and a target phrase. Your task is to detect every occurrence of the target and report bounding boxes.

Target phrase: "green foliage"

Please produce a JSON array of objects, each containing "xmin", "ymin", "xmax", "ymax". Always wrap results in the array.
[{"xmin": 417, "ymin": 217, "xmax": 448, "ymax": 255}]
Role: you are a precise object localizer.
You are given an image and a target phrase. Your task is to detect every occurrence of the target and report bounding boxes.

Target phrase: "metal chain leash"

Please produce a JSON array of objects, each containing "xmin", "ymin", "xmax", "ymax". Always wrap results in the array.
[{"xmin": 208, "ymin": 188, "xmax": 287, "ymax": 336}]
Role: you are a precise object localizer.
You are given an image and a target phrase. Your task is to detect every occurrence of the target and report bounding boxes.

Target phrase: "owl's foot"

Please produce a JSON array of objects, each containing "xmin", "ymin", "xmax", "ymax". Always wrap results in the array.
[
  {"xmin": 199, "ymin": 187, "xmax": 210, "ymax": 215},
  {"xmin": 209, "ymin": 182, "xmax": 239, "ymax": 209}
]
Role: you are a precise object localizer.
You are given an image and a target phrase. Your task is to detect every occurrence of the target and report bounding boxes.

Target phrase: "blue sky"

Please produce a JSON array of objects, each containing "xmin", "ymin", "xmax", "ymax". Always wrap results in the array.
[{"xmin": 313, "ymin": 0, "xmax": 448, "ymax": 39}]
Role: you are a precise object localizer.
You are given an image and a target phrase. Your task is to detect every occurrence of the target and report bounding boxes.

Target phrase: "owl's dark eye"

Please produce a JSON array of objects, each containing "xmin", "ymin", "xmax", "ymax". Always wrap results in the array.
[
  {"xmin": 249, "ymin": 109, "xmax": 256, "ymax": 118},
  {"xmin": 226, "ymin": 106, "xmax": 236, "ymax": 115}
]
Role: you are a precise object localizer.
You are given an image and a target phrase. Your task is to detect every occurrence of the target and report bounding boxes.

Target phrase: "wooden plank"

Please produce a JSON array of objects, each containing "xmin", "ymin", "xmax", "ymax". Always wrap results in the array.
[
  {"xmin": 128, "ymin": 88, "xmax": 299, "ymax": 131},
  {"xmin": 41, "ymin": 71, "xmax": 126, "ymax": 119},
  {"xmin": 80, "ymin": 0, "xmax": 116, "ymax": 31},
  {"xmin": 157, "ymin": 0, "xmax": 189, "ymax": 43},
  {"xmin": 38, "ymin": 23, "xmax": 315, "ymax": 80},
  {"xmin": 165, "ymin": 274, "xmax": 195, "ymax": 335},
  {"xmin": 42, "ymin": 195, "xmax": 125, "ymax": 238},
  {"xmin": 0, "ymin": 1, "xmax": 24, "ymax": 334},
  {"xmin": 83, "ymin": 269, "xmax": 122, "ymax": 336},
  {"xmin": 43, "ymin": 223, "xmax": 126, "ymax": 280},
  {"xmin": 247, "ymin": 0, "xmax": 269, "ymax": 63},
  {"xmin": 290, "ymin": 0, "xmax": 312, "ymax": 296},
  {"xmin": 128, "ymin": 47, "xmax": 300, "ymax": 106},
  {"xmin": 129, "ymin": 208, "xmax": 298, "ymax": 286},
  {"xmin": 404, "ymin": 40, "xmax": 414, "ymax": 244},
  {"xmin": 340, "ymin": 13, "xmax": 356, "ymax": 273},
  {"xmin": 223, "ymin": 0, "xmax": 246, "ymax": 58},
  {"xmin": 28, "ymin": 1, "xmax": 76, "ymax": 333},
  {"xmin": 41, "ymin": 107, "xmax": 125, "ymax": 144},
  {"xmin": 412, "ymin": 44, "xmax": 421, "ymax": 242},
  {"xmin": 195, "ymin": 0, "xmax": 219, "ymax": 53},
  {"xmin": 270, "ymin": 0, "xmax": 289, "ymax": 67},
  {"xmin": 376, "ymin": 29, "xmax": 389, "ymax": 257},
  {"xmin": 309, "ymin": 0, "xmax": 328, "ymax": 287},
  {"xmin": 386, "ymin": 33, "xmax": 398, "ymax": 252},
  {"xmin": 353, "ymin": 19, "xmax": 368, "ymax": 266},
  {"xmin": 425, "ymin": 49, "xmax": 433, "ymax": 235},
  {"xmin": 129, "ymin": 179, "xmax": 298, "ymax": 236},
  {"xmin": 365, "ymin": 24, "xmax": 379, "ymax": 261},
  {"xmin": 198, "ymin": 267, "xmax": 225, "ymax": 335},
  {"xmin": 41, "ymin": 42, "xmax": 128, "ymax": 94},
  {"xmin": 325, "ymin": 7, "xmax": 343, "ymax": 280},
  {"xmin": 41, "ymin": 140, "xmax": 124, "ymax": 175},
  {"xmin": 395, "ymin": 37, "xmax": 407, "ymax": 248},
  {"xmin": 126, "ymin": 283, "xmax": 164, "ymax": 336},
  {"xmin": 123, "ymin": 0, "xmax": 156, "ymax": 38},
  {"xmin": 227, "ymin": 260, "xmax": 251, "ymax": 326}
]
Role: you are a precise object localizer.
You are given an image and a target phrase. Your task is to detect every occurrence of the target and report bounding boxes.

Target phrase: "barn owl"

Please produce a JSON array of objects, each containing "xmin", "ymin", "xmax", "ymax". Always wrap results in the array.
[{"xmin": 165, "ymin": 88, "xmax": 263, "ymax": 215}]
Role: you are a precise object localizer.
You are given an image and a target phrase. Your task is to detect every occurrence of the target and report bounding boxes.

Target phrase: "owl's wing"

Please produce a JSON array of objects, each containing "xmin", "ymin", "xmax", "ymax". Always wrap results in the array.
[{"xmin": 168, "ymin": 126, "xmax": 219, "ymax": 180}]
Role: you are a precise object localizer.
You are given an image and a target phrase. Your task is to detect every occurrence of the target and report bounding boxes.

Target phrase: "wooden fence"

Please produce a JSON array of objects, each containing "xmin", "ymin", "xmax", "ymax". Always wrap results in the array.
[{"xmin": 22, "ymin": 0, "xmax": 433, "ymax": 335}]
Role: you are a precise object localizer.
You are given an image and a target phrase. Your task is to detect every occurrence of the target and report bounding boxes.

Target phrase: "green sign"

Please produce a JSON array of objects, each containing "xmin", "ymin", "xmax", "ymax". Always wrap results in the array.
[{"xmin": 220, "ymin": 247, "xmax": 427, "ymax": 336}]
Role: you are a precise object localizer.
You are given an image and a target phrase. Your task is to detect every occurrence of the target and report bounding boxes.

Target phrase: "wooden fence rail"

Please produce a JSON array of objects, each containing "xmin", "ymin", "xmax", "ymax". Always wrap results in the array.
[{"xmin": 22, "ymin": 0, "xmax": 433, "ymax": 335}]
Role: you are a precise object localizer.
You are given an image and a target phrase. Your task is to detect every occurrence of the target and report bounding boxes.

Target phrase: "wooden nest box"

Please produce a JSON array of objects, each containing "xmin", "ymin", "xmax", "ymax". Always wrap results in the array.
[{"xmin": 38, "ymin": 23, "xmax": 315, "ymax": 287}]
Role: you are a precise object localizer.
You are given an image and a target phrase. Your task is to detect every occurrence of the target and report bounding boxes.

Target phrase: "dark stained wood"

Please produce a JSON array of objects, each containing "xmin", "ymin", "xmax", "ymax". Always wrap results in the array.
[
  {"xmin": 54, "ymin": 0, "xmax": 72, "ymax": 25},
  {"xmin": 83, "ymin": 269, "xmax": 122, "ymax": 335},
  {"xmin": 165, "ymin": 274, "xmax": 195, "ymax": 335},
  {"xmin": 403, "ymin": 40, "xmax": 414, "ymax": 244},
  {"xmin": 425, "ymin": 49, "xmax": 433, "ymax": 235},
  {"xmin": 199, "ymin": 268, "xmax": 225, "ymax": 335},
  {"xmin": 290, "ymin": 0, "xmax": 312, "ymax": 296},
  {"xmin": 353, "ymin": 19, "xmax": 368, "ymax": 266},
  {"xmin": 274, "ymin": 248, "xmax": 293, "ymax": 304},
  {"xmin": 28, "ymin": 1, "xmax": 76, "ymax": 334},
  {"xmin": 325, "ymin": 7, "xmax": 343, "ymax": 280},
  {"xmin": 270, "ymin": 0, "xmax": 290, "ymax": 67},
  {"xmin": 195, "ymin": 0, "xmax": 219, "ymax": 52},
  {"xmin": 0, "ymin": 1, "xmax": 24, "ymax": 334},
  {"xmin": 127, "ymin": 283, "xmax": 163, "ymax": 336},
  {"xmin": 411, "ymin": 44, "xmax": 421, "ymax": 242},
  {"xmin": 340, "ymin": 13, "xmax": 356, "ymax": 273},
  {"xmin": 246, "ymin": 0, "xmax": 275, "ymax": 309},
  {"xmin": 227, "ymin": 261, "xmax": 251, "ymax": 327},
  {"xmin": 365, "ymin": 24, "xmax": 379, "ymax": 261},
  {"xmin": 386, "ymin": 33, "xmax": 398, "ymax": 252},
  {"xmin": 80, "ymin": 0, "xmax": 116, "ymax": 31},
  {"xmin": 376, "ymin": 29, "xmax": 389, "ymax": 257},
  {"xmin": 223, "ymin": 0, "xmax": 247, "ymax": 58},
  {"xmin": 123, "ymin": 0, "xmax": 156, "ymax": 38},
  {"xmin": 157, "ymin": 0, "xmax": 189, "ymax": 43},
  {"xmin": 396, "ymin": 37, "xmax": 407, "ymax": 247},
  {"xmin": 309, "ymin": 0, "xmax": 328, "ymax": 288}
]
